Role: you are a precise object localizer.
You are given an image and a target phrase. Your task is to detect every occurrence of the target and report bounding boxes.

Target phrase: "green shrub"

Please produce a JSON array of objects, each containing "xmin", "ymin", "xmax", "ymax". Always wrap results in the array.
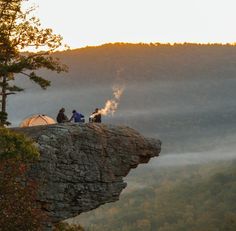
[{"xmin": 0, "ymin": 127, "xmax": 39, "ymax": 162}]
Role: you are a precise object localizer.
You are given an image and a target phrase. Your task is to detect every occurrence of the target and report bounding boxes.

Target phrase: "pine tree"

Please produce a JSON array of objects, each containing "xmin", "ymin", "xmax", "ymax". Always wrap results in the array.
[{"xmin": 0, "ymin": 0, "xmax": 67, "ymax": 126}]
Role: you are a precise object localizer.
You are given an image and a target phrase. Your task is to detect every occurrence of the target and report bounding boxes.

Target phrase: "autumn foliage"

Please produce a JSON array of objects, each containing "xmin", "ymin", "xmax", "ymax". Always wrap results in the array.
[{"xmin": 0, "ymin": 127, "xmax": 44, "ymax": 231}]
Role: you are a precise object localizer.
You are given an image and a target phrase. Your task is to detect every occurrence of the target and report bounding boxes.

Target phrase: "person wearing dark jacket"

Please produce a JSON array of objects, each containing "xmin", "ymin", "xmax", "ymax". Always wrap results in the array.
[
  {"xmin": 89, "ymin": 108, "xmax": 101, "ymax": 123},
  {"xmin": 56, "ymin": 108, "xmax": 68, "ymax": 123},
  {"xmin": 69, "ymin": 110, "xmax": 85, "ymax": 123}
]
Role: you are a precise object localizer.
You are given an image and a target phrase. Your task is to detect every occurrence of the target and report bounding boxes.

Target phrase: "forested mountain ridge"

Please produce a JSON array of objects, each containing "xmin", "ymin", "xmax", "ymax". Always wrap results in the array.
[
  {"xmin": 49, "ymin": 43, "xmax": 236, "ymax": 85},
  {"xmin": 73, "ymin": 161, "xmax": 236, "ymax": 231},
  {"xmin": 9, "ymin": 43, "xmax": 236, "ymax": 230}
]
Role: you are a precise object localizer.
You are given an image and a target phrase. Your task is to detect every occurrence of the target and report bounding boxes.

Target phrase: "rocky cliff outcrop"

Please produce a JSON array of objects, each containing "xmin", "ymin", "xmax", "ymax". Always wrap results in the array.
[{"xmin": 15, "ymin": 123, "xmax": 161, "ymax": 229}]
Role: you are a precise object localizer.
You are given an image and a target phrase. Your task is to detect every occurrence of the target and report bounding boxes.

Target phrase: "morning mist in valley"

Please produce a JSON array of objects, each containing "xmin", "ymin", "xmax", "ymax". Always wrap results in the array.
[
  {"xmin": 8, "ymin": 43, "xmax": 236, "ymax": 230},
  {"xmin": 10, "ymin": 43, "xmax": 236, "ymax": 155},
  {"xmin": 2, "ymin": 0, "xmax": 236, "ymax": 229}
]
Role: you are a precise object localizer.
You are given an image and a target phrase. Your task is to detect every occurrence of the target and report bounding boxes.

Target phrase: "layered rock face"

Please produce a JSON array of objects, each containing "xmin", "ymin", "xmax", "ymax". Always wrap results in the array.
[{"xmin": 15, "ymin": 123, "xmax": 161, "ymax": 228}]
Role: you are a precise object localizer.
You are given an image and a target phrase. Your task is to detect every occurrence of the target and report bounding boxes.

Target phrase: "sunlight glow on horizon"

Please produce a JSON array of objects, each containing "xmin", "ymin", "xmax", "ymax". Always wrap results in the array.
[{"xmin": 30, "ymin": 0, "xmax": 236, "ymax": 49}]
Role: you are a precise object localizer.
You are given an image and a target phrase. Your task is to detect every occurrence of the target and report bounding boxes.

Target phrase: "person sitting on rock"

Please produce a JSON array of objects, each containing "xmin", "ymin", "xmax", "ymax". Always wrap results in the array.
[
  {"xmin": 56, "ymin": 108, "xmax": 69, "ymax": 123},
  {"xmin": 69, "ymin": 110, "xmax": 85, "ymax": 123},
  {"xmin": 89, "ymin": 108, "xmax": 101, "ymax": 123}
]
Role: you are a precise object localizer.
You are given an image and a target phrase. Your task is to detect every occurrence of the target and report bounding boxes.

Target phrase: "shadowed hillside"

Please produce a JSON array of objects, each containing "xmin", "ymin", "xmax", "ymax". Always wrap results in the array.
[
  {"xmin": 8, "ymin": 43, "xmax": 236, "ymax": 230},
  {"xmin": 9, "ymin": 43, "xmax": 236, "ymax": 154},
  {"xmin": 36, "ymin": 43, "xmax": 236, "ymax": 84},
  {"xmin": 72, "ymin": 160, "xmax": 236, "ymax": 231},
  {"xmin": 16, "ymin": 43, "xmax": 236, "ymax": 86}
]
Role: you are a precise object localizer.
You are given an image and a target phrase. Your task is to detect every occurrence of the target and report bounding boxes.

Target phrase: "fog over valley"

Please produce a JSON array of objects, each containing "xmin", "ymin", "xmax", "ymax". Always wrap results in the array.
[
  {"xmin": 8, "ymin": 44, "xmax": 236, "ymax": 160},
  {"xmin": 7, "ymin": 43, "xmax": 236, "ymax": 229},
  {"xmin": 2, "ymin": 0, "xmax": 236, "ymax": 228}
]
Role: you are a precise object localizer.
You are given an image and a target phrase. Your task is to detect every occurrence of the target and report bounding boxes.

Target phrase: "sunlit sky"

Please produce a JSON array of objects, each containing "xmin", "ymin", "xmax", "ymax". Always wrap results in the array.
[{"xmin": 32, "ymin": 0, "xmax": 236, "ymax": 49}]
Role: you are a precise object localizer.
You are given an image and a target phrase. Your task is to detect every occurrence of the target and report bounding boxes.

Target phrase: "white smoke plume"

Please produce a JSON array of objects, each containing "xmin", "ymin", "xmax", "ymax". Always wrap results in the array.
[{"xmin": 99, "ymin": 85, "xmax": 125, "ymax": 116}]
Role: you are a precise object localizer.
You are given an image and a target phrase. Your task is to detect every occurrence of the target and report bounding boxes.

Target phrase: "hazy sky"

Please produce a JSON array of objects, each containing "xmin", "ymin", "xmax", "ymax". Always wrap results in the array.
[{"xmin": 30, "ymin": 0, "xmax": 236, "ymax": 48}]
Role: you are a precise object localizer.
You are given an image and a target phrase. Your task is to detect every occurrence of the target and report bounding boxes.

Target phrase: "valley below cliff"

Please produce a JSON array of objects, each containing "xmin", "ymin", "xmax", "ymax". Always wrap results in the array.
[{"xmin": 8, "ymin": 43, "xmax": 236, "ymax": 230}]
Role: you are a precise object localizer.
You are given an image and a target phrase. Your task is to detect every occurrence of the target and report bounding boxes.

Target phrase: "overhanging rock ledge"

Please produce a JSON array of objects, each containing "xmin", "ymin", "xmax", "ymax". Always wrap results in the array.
[{"xmin": 14, "ymin": 123, "xmax": 161, "ymax": 228}]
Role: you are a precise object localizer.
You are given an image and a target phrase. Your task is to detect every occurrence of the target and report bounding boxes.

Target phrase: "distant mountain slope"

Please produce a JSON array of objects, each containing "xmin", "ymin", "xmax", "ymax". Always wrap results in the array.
[
  {"xmin": 17, "ymin": 43, "xmax": 236, "ymax": 89},
  {"xmin": 9, "ymin": 43, "xmax": 236, "ymax": 154},
  {"xmin": 50, "ymin": 43, "xmax": 236, "ymax": 84}
]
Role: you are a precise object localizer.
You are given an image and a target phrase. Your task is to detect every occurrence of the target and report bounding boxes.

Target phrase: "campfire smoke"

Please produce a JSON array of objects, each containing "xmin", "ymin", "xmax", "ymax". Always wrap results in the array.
[
  {"xmin": 89, "ymin": 85, "xmax": 124, "ymax": 121},
  {"xmin": 99, "ymin": 85, "xmax": 124, "ymax": 116}
]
